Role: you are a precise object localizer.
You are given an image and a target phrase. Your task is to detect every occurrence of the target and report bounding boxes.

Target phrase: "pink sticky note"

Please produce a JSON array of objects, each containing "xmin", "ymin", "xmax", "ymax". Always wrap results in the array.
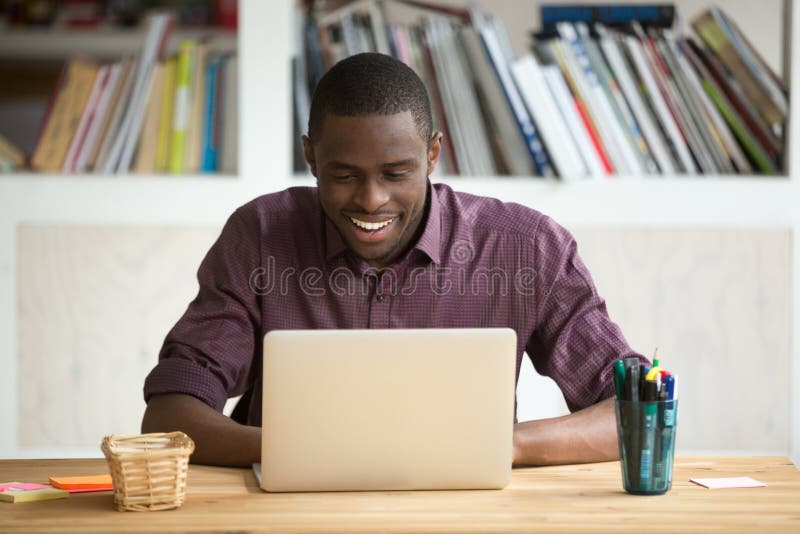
[
  {"xmin": 690, "ymin": 477, "xmax": 767, "ymax": 489},
  {"xmin": 0, "ymin": 482, "xmax": 51, "ymax": 492}
]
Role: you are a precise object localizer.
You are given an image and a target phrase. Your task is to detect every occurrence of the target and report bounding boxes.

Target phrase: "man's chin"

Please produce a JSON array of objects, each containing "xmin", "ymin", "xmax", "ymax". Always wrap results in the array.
[{"xmin": 352, "ymin": 246, "xmax": 395, "ymax": 266}]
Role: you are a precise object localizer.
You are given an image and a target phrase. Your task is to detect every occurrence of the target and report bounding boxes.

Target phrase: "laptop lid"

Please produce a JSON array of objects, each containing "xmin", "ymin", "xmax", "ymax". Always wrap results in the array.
[{"xmin": 260, "ymin": 328, "xmax": 516, "ymax": 492}]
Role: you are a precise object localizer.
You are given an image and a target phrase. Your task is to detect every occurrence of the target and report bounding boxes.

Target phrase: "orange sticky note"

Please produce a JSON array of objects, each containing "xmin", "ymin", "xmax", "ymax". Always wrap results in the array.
[{"xmin": 49, "ymin": 475, "xmax": 113, "ymax": 490}]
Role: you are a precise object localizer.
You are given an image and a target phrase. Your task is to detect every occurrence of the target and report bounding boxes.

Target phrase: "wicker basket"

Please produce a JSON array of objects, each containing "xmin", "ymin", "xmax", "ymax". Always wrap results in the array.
[{"xmin": 101, "ymin": 432, "xmax": 195, "ymax": 512}]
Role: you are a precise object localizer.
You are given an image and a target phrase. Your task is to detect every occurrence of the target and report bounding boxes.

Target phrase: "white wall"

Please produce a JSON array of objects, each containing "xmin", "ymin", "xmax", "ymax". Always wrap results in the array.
[{"xmin": 15, "ymin": 224, "xmax": 792, "ymax": 457}]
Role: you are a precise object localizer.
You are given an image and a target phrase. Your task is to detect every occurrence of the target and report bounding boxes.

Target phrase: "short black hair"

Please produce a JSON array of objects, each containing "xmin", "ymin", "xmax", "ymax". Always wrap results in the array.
[{"xmin": 307, "ymin": 52, "xmax": 433, "ymax": 146}]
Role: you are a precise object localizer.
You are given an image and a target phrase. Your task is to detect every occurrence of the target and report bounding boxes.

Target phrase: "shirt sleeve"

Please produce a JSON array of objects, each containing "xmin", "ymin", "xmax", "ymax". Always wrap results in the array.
[
  {"xmin": 143, "ymin": 205, "xmax": 262, "ymax": 412},
  {"xmin": 526, "ymin": 215, "xmax": 650, "ymax": 412}
]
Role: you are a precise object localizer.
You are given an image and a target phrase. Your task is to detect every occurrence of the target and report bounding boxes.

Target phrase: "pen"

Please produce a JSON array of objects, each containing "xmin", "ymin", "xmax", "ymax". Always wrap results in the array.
[
  {"xmin": 645, "ymin": 366, "xmax": 661, "ymax": 382},
  {"xmin": 613, "ymin": 359, "xmax": 626, "ymax": 401},
  {"xmin": 639, "ymin": 364, "xmax": 649, "ymax": 400},
  {"xmin": 653, "ymin": 386, "xmax": 668, "ymax": 488},
  {"xmin": 623, "ymin": 358, "xmax": 640, "ymax": 486},
  {"xmin": 624, "ymin": 358, "xmax": 640, "ymax": 402},
  {"xmin": 639, "ymin": 379, "xmax": 659, "ymax": 491},
  {"xmin": 660, "ymin": 375, "xmax": 677, "ymax": 486}
]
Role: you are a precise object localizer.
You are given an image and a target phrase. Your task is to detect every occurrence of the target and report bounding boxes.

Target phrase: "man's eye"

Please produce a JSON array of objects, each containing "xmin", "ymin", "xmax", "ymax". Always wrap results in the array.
[
  {"xmin": 384, "ymin": 172, "xmax": 408, "ymax": 179},
  {"xmin": 332, "ymin": 174, "xmax": 355, "ymax": 181}
]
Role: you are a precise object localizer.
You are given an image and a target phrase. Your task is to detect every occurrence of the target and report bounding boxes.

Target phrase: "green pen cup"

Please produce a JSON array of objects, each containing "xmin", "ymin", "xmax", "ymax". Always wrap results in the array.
[{"xmin": 614, "ymin": 399, "xmax": 679, "ymax": 495}]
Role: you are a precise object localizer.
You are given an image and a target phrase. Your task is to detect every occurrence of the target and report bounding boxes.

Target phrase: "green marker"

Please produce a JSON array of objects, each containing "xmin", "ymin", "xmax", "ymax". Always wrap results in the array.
[{"xmin": 613, "ymin": 359, "xmax": 626, "ymax": 401}]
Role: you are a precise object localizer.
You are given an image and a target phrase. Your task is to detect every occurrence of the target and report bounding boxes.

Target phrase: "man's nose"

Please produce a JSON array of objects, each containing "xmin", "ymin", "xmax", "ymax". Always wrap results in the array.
[{"xmin": 354, "ymin": 177, "xmax": 390, "ymax": 213}]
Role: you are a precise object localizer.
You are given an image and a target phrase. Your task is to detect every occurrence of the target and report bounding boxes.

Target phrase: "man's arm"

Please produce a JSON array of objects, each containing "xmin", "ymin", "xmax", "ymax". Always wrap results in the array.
[
  {"xmin": 142, "ymin": 393, "xmax": 261, "ymax": 467},
  {"xmin": 512, "ymin": 397, "xmax": 618, "ymax": 466}
]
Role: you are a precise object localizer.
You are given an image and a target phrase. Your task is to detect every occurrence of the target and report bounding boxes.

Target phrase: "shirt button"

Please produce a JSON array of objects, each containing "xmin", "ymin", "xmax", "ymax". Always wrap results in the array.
[{"xmin": 376, "ymin": 294, "xmax": 385, "ymax": 302}]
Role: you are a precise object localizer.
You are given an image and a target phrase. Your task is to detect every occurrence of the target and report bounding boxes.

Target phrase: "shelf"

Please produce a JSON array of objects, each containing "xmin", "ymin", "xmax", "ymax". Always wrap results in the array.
[
  {"xmin": 0, "ymin": 28, "xmax": 237, "ymax": 60},
  {"xmin": 0, "ymin": 173, "xmax": 258, "ymax": 225},
  {"xmin": 2, "ymin": 172, "xmax": 239, "ymax": 180}
]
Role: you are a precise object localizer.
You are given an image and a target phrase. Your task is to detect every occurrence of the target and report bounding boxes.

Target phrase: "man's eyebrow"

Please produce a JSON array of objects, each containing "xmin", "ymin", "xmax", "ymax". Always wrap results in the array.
[
  {"xmin": 383, "ymin": 159, "xmax": 416, "ymax": 168},
  {"xmin": 325, "ymin": 161, "xmax": 361, "ymax": 170}
]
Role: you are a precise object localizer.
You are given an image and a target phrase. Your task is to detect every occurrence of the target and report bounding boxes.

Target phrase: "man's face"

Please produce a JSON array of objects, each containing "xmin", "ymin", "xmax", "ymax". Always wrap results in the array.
[{"xmin": 304, "ymin": 111, "xmax": 441, "ymax": 269}]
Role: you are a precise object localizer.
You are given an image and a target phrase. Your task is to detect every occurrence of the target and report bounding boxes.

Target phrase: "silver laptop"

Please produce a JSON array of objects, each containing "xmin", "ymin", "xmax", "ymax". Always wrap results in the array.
[{"xmin": 259, "ymin": 328, "xmax": 516, "ymax": 492}]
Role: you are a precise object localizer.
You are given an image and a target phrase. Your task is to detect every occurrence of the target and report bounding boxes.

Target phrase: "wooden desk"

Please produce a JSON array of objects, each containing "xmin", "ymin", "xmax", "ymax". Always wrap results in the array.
[{"xmin": 1, "ymin": 457, "xmax": 798, "ymax": 532}]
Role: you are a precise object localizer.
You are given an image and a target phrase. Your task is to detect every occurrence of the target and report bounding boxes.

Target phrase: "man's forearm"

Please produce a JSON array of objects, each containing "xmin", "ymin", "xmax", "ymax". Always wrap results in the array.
[
  {"xmin": 512, "ymin": 397, "xmax": 619, "ymax": 466},
  {"xmin": 141, "ymin": 393, "xmax": 261, "ymax": 467}
]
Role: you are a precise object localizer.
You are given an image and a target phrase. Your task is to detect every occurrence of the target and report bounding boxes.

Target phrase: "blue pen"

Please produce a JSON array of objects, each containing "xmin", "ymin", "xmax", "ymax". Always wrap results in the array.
[
  {"xmin": 660, "ymin": 375, "xmax": 677, "ymax": 486},
  {"xmin": 653, "ymin": 384, "xmax": 668, "ymax": 489}
]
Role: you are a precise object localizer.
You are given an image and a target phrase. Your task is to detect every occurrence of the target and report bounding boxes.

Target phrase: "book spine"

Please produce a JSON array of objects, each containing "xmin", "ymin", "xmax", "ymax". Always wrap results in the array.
[
  {"xmin": 711, "ymin": 7, "xmax": 787, "ymax": 115},
  {"xmin": 676, "ymin": 39, "xmax": 752, "ymax": 173},
  {"xmin": 416, "ymin": 24, "xmax": 459, "ymax": 175},
  {"xmin": 546, "ymin": 39, "xmax": 614, "ymax": 174},
  {"xmin": 557, "ymin": 22, "xmax": 639, "ymax": 174},
  {"xmin": 511, "ymin": 55, "xmax": 587, "ymax": 179},
  {"xmin": 185, "ymin": 40, "xmax": 209, "ymax": 174},
  {"xmin": 102, "ymin": 13, "xmax": 172, "ymax": 174},
  {"xmin": 576, "ymin": 23, "xmax": 654, "ymax": 174},
  {"xmin": 541, "ymin": 64, "xmax": 606, "ymax": 178},
  {"xmin": 170, "ymin": 40, "xmax": 194, "ymax": 174},
  {"xmin": 472, "ymin": 6, "xmax": 553, "ymax": 176},
  {"xmin": 0, "ymin": 134, "xmax": 26, "ymax": 168},
  {"xmin": 646, "ymin": 31, "xmax": 718, "ymax": 173},
  {"xmin": 597, "ymin": 26, "xmax": 676, "ymax": 174},
  {"xmin": 687, "ymin": 38, "xmax": 780, "ymax": 159},
  {"xmin": 220, "ymin": 55, "xmax": 238, "ymax": 175},
  {"xmin": 133, "ymin": 62, "xmax": 165, "ymax": 173},
  {"xmin": 692, "ymin": 11, "xmax": 783, "ymax": 131},
  {"xmin": 155, "ymin": 56, "xmax": 177, "ymax": 173},
  {"xmin": 201, "ymin": 56, "xmax": 220, "ymax": 172},
  {"xmin": 76, "ymin": 62, "xmax": 122, "ymax": 173},
  {"xmin": 681, "ymin": 39, "xmax": 775, "ymax": 174},
  {"xmin": 701, "ymin": 78, "xmax": 775, "ymax": 174},
  {"xmin": 658, "ymin": 30, "xmax": 733, "ymax": 173},
  {"xmin": 92, "ymin": 57, "xmax": 135, "ymax": 171},
  {"xmin": 461, "ymin": 24, "xmax": 535, "ymax": 176},
  {"xmin": 32, "ymin": 60, "xmax": 99, "ymax": 172},
  {"xmin": 63, "ymin": 64, "xmax": 109, "ymax": 173},
  {"xmin": 541, "ymin": 4, "xmax": 675, "ymax": 28},
  {"xmin": 624, "ymin": 34, "xmax": 697, "ymax": 173}
]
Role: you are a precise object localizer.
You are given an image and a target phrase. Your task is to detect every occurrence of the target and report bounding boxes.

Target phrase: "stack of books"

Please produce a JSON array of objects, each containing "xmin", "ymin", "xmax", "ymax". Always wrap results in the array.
[
  {"xmin": 293, "ymin": 1, "xmax": 787, "ymax": 178},
  {"xmin": 29, "ymin": 12, "xmax": 238, "ymax": 176}
]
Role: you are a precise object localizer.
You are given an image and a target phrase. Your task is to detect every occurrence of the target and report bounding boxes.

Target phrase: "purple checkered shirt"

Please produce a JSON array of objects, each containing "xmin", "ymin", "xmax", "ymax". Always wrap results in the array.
[{"xmin": 144, "ymin": 182, "xmax": 644, "ymax": 425}]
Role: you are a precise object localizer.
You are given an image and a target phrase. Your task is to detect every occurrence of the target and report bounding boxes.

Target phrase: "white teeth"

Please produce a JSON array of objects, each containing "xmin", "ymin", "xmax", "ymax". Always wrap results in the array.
[{"xmin": 350, "ymin": 217, "xmax": 393, "ymax": 231}]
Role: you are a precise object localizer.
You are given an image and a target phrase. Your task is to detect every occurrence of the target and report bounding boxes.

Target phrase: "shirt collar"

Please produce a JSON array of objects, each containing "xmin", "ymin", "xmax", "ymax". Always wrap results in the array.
[
  {"xmin": 413, "ymin": 181, "xmax": 442, "ymax": 265},
  {"xmin": 323, "ymin": 180, "xmax": 442, "ymax": 265}
]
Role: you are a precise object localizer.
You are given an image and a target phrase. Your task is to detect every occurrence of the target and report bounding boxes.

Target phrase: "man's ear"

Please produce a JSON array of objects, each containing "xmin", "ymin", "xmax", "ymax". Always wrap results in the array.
[
  {"xmin": 302, "ymin": 135, "xmax": 318, "ymax": 177},
  {"xmin": 427, "ymin": 131, "xmax": 443, "ymax": 176}
]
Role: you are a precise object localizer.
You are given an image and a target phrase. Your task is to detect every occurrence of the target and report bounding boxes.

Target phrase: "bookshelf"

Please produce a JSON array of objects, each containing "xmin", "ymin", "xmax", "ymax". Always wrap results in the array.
[
  {"xmin": 0, "ymin": 1, "xmax": 798, "ymax": 463},
  {"xmin": 0, "ymin": 28, "xmax": 237, "ymax": 60}
]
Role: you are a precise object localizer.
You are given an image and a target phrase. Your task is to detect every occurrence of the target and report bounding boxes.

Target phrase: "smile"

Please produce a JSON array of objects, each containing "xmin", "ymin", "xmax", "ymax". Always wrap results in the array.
[{"xmin": 349, "ymin": 216, "xmax": 395, "ymax": 231}]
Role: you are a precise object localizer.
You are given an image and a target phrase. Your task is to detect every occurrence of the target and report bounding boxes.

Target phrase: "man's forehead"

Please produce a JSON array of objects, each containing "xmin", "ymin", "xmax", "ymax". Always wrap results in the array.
[
  {"xmin": 313, "ymin": 112, "xmax": 427, "ymax": 161},
  {"xmin": 318, "ymin": 110, "xmax": 418, "ymax": 131}
]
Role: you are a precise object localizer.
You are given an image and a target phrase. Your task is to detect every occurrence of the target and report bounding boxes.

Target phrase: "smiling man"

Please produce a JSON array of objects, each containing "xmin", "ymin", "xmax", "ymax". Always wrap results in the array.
[{"xmin": 142, "ymin": 53, "xmax": 649, "ymax": 466}]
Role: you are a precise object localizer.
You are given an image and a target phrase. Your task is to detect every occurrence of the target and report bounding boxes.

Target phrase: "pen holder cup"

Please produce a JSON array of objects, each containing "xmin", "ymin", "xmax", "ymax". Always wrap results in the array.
[
  {"xmin": 614, "ymin": 399, "xmax": 678, "ymax": 495},
  {"xmin": 101, "ymin": 432, "xmax": 195, "ymax": 512}
]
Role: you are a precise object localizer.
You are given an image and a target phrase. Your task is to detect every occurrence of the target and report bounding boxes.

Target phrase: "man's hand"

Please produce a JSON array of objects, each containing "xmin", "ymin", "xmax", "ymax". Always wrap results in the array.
[
  {"xmin": 141, "ymin": 393, "xmax": 261, "ymax": 467},
  {"xmin": 512, "ymin": 397, "xmax": 619, "ymax": 466}
]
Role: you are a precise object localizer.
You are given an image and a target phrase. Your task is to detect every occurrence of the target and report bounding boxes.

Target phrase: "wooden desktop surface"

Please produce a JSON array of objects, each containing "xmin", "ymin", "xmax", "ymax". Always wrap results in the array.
[{"xmin": 1, "ymin": 457, "xmax": 798, "ymax": 532}]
